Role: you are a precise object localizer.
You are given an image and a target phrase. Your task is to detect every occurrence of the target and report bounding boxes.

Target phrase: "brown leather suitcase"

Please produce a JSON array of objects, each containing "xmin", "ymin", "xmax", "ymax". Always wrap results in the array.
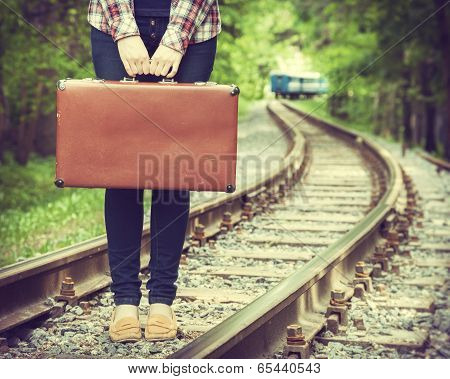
[{"xmin": 54, "ymin": 78, "xmax": 239, "ymax": 192}]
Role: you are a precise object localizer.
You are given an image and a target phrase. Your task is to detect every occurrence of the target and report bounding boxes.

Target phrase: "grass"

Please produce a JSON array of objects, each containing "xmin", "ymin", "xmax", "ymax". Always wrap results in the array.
[
  {"xmin": 0, "ymin": 99, "xmax": 254, "ymax": 268},
  {"xmin": 0, "ymin": 151, "xmax": 152, "ymax": 267}
]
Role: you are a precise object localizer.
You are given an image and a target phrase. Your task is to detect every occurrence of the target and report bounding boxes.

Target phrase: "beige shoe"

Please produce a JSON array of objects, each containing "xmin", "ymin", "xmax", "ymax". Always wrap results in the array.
[
  {"xmin": 109, "ymin": 308, "xmax": 142, "ymax": 343},
  {"xmin": 145, "ymin": 307, "xmax": 178, "ymax": 341}
]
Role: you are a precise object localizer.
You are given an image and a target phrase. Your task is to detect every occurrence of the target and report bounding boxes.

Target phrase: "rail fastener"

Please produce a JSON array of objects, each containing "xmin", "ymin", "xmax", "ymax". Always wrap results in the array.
[
  {"xmin": 180, "ymin": 253, "xmax": 188, "ymax": 265},
  {"xmin": 371, "ymin": 263, "xmax": 384, "ymax": 278},
  {"xmin": 385, "ymin": 246, "xmax": 395, "ymax": 259},
  {"xmin": 220, "ymin": 212, "xmax": 233, "ymax": 231},
  {"xmin": 208, "ymin": 239, "xmax": 217, "ymax": 249},
  {"xmin": 257, "ymin": 193, "xmax": 269, "ymax": 212},
  {"xmin": 371, "ymin": 244, "xmax": 390, "ymax": 271},
  {"xmin": 240, "ymin": 202, "xmax": 254, "ymax": 222},
  {"xmin": 278, "ymin": 183, "xmax": 287, "ymax": 199},
  {"xmin": 386, "ymin": 230, "xmax": 400, "ymax": 254},
  {"xmin": 188, "ymin": 239, "xmax": 200, "ymax": 254},
  {"xmin": 283, "ymin": 324, "xmax": 310, "ymax": 359},
  {"xmin": 54, "ymin": 276, "xmax": 77, "ymax": 304},
  {"xmin": 353, "ymin": 316, "xmax": 366, "ymax": 331},
  {"xmin": 267, "ymin": 190, "xmax": 279, "ymax": 204},
  {"xmin": 325, "ymin": 289, "xmax": 349, "ymax": 334},
  {"xmin": 407, "ymin": 197, "xmax": 416, "ymax": 208},
  {"xmin": 396, "ymin": 221, "xmax": 410, "ymax": 243},
  {"xmin": 192, "ymin": 224, "xmax": 207, "ymax": 246},
  {"xmin": 405, "ymin": 205, "xmax": 417, "ymax": 223},
  {"xmin": 353, "ymin": 261, "xmax": 373, "ymax": 297},
  {"xmin": 391, "ymin": 263, "xmax": 401, "ymax": 275},
  {"xmin": 254, "ymin": 204, "xmax": 263, "ymax": 215}
]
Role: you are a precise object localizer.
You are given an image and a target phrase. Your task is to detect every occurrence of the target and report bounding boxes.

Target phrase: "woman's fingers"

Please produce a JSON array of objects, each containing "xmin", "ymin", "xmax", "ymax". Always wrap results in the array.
[
  {"xmin": 166, "ymin": 61, "xmax": 180, "ymax": 79},
  {"xmin": 160, "ymin": 61, "xmax": 173, "ymax": 77},
  {"xmin": 149, "ymin": 59, "xmax": 159, "ymax": 76},
  {"xmin": 154, "ymin": 60, "xmax": 167, "ymax": 77},
  {"xmin": 142, "ymin": 59, "xmax": 151, "ymax": 75},
  {"xmin": 123, "ymin": 59, "xmax": 134, "ymax": 77},
  {"xmin": 136, "ymin": 60, "xmax": 144, "ymax": 75},
  {"xmin": 116, "ymin": 35, "xmax": 150, "ymax": 77},
  {"xmin": 129, "ymin": 61, "xmax": 139, "ymax": 76},
  {"xmin": 149, "ymin": 45, "xmax": 183, "ymax": 77}
]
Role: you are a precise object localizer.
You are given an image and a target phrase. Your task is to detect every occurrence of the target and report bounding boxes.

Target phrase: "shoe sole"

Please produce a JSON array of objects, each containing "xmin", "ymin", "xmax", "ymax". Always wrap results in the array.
[
  {"xmin": 109, "ymin": 333, "xmax": 142, "ymax": 343},
  {"xmin": 110, "ymin": 337, "xmax": 142, "ymax": 343},
  {"xmin": 144, "ymin": 334, "xmax": 177, "ymax": 342}
]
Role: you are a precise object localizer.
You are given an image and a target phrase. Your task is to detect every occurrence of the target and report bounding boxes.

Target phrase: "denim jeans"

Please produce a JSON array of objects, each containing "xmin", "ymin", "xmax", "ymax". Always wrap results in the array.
[{"xmin": 90, "ymin": 16, "xmax": 217, "ymax": 306}]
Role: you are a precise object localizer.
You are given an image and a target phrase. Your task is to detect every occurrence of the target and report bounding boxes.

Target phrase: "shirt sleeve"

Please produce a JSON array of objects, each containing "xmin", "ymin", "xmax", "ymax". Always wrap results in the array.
[
  {"xmin": 159, "ymin": 0, "xmax": 216, "ymax": 55},
  {"xmin": 104, "ymin": 0, "xmax": 140, "ymax": 42}
]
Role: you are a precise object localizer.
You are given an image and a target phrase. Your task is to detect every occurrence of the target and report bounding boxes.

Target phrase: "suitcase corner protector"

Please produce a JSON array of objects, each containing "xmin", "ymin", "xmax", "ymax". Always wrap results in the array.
[
  {"xmin": 226, "ymin": 184, "xmax": 236, "ymax": 193},
  {"xmin": 56, "ymin": 80, "xmax": 66, "ymax": 91},
  {"xmin": 54, "ymin": 178, "xmax": 65, "ymax": 188},
  {"xmin": 230, "ymin": 85, "xmax": 240, "ymax": 96}
]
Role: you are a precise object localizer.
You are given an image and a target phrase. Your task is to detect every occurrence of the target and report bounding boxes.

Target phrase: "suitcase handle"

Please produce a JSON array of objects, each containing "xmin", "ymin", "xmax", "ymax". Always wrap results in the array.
[
  {"xmin": 120, "ymin": 77, "xmax": 139, "ymax": 83},
  {"xmin": 159, "ymin": 78, "xmax": 178, "ymax": 84},
  {"xmin": 120, "ymin": 77, "xmax": 179, "ymax": 84}
]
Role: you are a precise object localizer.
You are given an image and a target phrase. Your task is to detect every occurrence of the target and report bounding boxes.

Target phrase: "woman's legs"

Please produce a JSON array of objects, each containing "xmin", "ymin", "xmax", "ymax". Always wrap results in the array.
[
  {"xmin": 91, "ymin": 23, "xmax": 218, "ymax": 310},
  {"xmin": 146, "ymin": 36, "xmax": 218, "ymax": 306},
  {"xmin": 147, "ymin": 189, "xmax": 190, "ymax": 305},
  {"xmin": 104, "ymin": 188, "xmax": 144, "ymax": 306},
  {"xmin": 91, "ymin": 26, "xmax": 145, "ymax": 309}
]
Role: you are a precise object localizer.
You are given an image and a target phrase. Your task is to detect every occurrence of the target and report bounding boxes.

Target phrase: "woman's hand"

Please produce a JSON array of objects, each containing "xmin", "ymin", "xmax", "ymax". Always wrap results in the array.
[
  {"xmin": 150, "ymin": 45, "xmax": 183, "ymax": 78},
  {"xmin": 117, "ymin": 35, "xmax": 151, "ymax": 77}
]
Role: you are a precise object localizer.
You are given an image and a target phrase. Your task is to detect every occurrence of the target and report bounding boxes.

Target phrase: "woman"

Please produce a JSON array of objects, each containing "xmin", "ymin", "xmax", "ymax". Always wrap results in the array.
[{"xmin": 87, "ymin": 0, "xmax": 221, "ymax": 342}]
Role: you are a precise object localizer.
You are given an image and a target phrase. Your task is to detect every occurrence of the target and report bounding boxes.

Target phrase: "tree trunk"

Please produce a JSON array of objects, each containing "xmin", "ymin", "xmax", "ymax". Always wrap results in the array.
[
  {"xmin": 401, "ymin": 69, "xmax": 412, "ymax": 151},
  {"xmin": 0, "ymin": 81, "xmax": 9, "ymax": 163},
  {"xmin": 434, "ymin": 0, "xmax": 450, "ymax": 159},
  {"xmin": 425, "ymin": 103, "xmax": 436, "ymax": 152},
  {"xmin": 420, "ymin": 62, "xmax": 437, "ymax": 153}
]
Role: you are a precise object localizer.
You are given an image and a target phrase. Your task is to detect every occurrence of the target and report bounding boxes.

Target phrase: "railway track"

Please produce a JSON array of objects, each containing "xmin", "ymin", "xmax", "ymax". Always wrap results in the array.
[
  {"xmin": 416, "ymin": 151, "xmax": 450, "ymax": 172},
  {"xmin": 0, "ymin": 99, "xmax": 415, "ymax": 358}
]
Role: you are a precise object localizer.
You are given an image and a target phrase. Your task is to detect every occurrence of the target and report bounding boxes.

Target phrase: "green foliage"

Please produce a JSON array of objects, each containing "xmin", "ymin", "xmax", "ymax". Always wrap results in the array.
[
  {"xmin": 0, "ymin": 152, "xmax": 100, "ymax": 266},
  {"xmin": 293, "ymin": 0, "xmax": 448, "ymax": 148},
  {"xmin": 0, "ymin": 151, "xmax": 154, "ymax": 267},
  {"xmin": 211, "ymin": 0, "xmax": 299, "ymax": 99},
  {"xmin": 1, "ymin": 0, "xmax": 93, "ymax": 127}
]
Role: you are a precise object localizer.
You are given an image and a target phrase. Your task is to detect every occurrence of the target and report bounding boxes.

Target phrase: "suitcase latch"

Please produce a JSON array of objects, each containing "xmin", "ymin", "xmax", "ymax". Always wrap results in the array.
[
  {"xmin": 159, "ymin": 78, "xmax": 177, "ymax": 84},
  {"xmin": 120, "ymin": 77, "xmax": 138, "ymax": 83},
  {"xmin": 194, "ymin": 81, "xmax": 217, "ymax": 86}
]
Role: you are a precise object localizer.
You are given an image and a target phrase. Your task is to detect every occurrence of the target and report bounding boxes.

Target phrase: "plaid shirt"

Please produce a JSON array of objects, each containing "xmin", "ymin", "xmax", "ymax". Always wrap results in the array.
[{"xmin": 87, "ymin": 0, "xmax": 221, "ymax": 55}]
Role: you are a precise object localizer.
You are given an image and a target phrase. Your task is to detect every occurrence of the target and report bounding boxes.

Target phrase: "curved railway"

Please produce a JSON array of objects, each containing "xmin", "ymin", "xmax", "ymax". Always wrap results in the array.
[{"xmin": 0, "ymin": 99, "xmax": 414, "ymax": 359}]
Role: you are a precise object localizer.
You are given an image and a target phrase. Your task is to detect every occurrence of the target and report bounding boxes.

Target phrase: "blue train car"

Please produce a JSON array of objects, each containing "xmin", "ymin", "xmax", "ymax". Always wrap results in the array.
[{"xmin": 270, "ymin": 71, "xmax": 328, "ymax": 99}]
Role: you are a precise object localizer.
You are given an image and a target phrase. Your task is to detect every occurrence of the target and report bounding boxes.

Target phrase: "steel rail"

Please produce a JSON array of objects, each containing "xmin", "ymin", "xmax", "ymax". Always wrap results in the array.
[
  {"xmin": 167, "ymin": 100, "xmax": 402, "ymax": 358},
  {"xmin": 416, "ymin": 151, "xmax": 450, "ymax": 172},
  {"xmin": 0, "ymin": 102, "xmax": 306, "ymax": 334}
]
